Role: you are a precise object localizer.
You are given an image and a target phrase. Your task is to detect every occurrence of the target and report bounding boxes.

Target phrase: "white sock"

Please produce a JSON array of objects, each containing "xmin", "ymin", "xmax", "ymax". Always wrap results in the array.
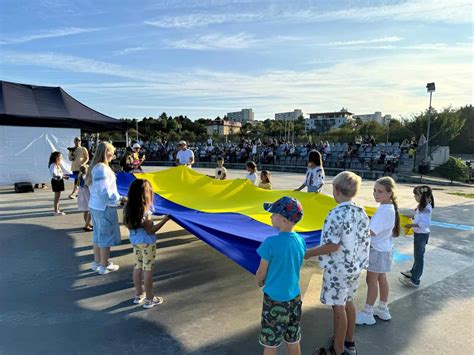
[
  {"xmin": 378, "ymin": 301, "xmax": 388, "ymax": 309},
  {"xmin": 363, "ymin": 304, "xmax": 374, "ymax": 314}
]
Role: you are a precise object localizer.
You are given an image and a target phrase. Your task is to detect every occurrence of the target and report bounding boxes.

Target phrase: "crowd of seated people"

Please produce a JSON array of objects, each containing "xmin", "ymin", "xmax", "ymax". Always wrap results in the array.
[{"xmin": 113, "ymin": 134, "xmax": 425, "ymax": 176}]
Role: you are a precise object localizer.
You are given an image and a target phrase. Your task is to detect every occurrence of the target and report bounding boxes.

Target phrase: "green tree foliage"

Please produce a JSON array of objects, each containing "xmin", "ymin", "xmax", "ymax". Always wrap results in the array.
[
  {"xmin": 433, "ymin": 157, "xmax": 469, "ymax": 182},
  {"xmin": 104, "ymin": 106, "xmax": 469, "ymax": 150},
  {"xmin": 449, "ymin": 105, "xmax": 474, "ymax": 153},
  {"xmin": 405, "ymin": 107, "xmax": 465, "ymax": 146}
]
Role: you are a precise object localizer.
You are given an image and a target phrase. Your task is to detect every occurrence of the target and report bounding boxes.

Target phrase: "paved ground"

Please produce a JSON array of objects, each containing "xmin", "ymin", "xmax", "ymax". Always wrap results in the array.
[{"xmin": 0, "ymin": 167, "xmax": 473, "ymax": 355}]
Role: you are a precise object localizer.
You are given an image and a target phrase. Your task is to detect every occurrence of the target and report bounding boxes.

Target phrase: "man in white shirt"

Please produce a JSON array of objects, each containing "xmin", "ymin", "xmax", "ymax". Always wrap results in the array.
[{"xmin": 175, "ymin": 140, "xmax": 195, "ymax": 167}]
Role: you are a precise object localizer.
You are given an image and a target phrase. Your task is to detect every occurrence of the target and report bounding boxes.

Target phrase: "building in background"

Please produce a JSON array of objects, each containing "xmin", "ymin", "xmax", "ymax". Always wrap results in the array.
[
  {"xmin": 353, "ymin": 111, "xmax": 391, "ymax": 125},
  {"xmin": 227, "ymin": 108, "xmax": 254, "ymax": 123},
  {"xmin": 275, "ymin": 109, "xmax": 303, "ymax": 121},
  {"xmin": 207, "ymin": 119, "xmax": 242, "ymax": 136},
  {"xmin": 305, "ymin": 109, "xmax": 353, "ymax": 133}
]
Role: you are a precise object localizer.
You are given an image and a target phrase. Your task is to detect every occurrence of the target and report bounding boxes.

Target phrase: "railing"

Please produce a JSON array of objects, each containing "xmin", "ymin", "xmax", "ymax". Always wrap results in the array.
[
  {"xmin": 138, "ymin": 159, "xmax": 389, "ymax": 180},
  {"xmin": 414, "ymin": 160, "xmax": 471, "ymax": 184}
]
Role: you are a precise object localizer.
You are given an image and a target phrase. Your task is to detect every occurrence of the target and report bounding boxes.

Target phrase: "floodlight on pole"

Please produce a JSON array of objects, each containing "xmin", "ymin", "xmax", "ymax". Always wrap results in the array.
[{"xmin": 425, "ymin": 82, "xmax": 435, "ymax": 162}]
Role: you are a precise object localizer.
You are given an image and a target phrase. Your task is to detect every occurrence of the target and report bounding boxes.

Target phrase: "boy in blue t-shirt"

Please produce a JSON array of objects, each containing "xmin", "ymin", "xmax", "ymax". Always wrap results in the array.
[{"xmin": 256, "ymin": 196, "xmax": 306, "ymax": 355}]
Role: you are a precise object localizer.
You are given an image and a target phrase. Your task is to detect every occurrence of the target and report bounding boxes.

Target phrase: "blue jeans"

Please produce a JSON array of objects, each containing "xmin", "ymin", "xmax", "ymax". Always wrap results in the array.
[{"xmin": 411, "ymin": 233, "xmax": 430, "ymax": 285}]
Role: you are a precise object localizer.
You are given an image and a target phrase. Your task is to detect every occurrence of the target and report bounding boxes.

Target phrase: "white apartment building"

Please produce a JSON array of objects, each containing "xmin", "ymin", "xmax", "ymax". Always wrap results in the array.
[
  {"xmin": 275, "ymin": 109, "xmax": 303, "ymax": 121},
  {"xmin": 305, "ymin": 109, "xmax": 353, "ymax": 133},
  {"xmin": 353, "ymin": 111, "xmax": 391, "ymax": 125},
  {"xmin": 227, "ymin": 108, "xmax": 254, "ymax": 123}
]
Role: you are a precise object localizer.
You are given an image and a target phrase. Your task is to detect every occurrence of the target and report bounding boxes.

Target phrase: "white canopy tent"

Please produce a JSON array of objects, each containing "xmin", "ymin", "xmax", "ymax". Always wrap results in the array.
[
  {"xmin": 0, "ymin": 81, "xmax": 124, "ymax": 186},
  {"xmin": 0, "ymin": 126, "xmax": 78, "ymax": 185}
]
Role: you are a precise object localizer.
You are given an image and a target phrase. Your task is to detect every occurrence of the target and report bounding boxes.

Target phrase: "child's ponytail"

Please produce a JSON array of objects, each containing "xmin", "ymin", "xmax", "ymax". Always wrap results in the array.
[
  {"xmin": 391, "ymin": 194, "xmax": 401, "ymax": 237},
  {"xmin": 414, "ymin": 185, "xmax": 435, "ymax": 212},
  {"xmin": 376, "ymin": 176, "xmax": 400, "ymax": 237}
]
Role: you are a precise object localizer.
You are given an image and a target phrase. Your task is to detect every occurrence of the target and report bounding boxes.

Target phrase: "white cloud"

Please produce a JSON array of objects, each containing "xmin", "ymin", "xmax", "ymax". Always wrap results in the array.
[
  {"xmin": 326, "ymin": 36, "xmax": 404, "ymax": 46},
  {"xmin": 144, "ymin": 0, "xmax": 472, "ymax": 29},
  {"xmin": 0, "ymin": 27, "xmax": 100, "ymax": 45},
  {"xmin": 168, "ymin": 33, "xmax": 258, "ymax": 50},
  {"xmin": 331, "ymin": 42, "xmax": 473, "ymax": 53},
  {"xmin": 113, "ymin": 47, "xmax": 147, "ymax": 56},
  {"xmin": 308, "ymin": 0, "xmax": 472, "ymax": 24},
  {"xmin": 145, "ymin": 13, "xmax": 259, "ymax": 29},
  {"xmin": 2, "ymin": 49, "xmax": 472, "ymax": 119}
]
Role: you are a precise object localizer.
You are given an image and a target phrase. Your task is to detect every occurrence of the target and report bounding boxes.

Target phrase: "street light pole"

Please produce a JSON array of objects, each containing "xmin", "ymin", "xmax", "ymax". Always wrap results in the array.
[
  {"xmin": 136, "ymin": 119, "xmax": 139, "ymax": 142},
  {"xmin": 425, "ymin": 82, "xmax": 435, "ymax": 162}
]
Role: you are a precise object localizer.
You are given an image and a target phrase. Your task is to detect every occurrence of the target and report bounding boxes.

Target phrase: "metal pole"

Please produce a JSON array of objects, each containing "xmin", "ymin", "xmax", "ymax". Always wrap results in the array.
[
  {"xmin": 425, "ymin": 91, "xmax": 432, "ymax": 161},
  {"xmin": 136, "ymin": 120, "xmax": 139, "ymax": 142},
  {"xmin": 385, "ymin": 119, "xmax": 390, "ymax": 145},
  {"xmin": 292, "ymin": 119, "xmax": 295, "ymax": 144}
]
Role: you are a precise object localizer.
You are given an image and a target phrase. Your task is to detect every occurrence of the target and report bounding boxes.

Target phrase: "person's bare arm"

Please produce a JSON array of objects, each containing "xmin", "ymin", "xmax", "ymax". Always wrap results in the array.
[
  {"xmin": 255, "ymin": 259, "xmax": 269, "ymax": 287},
  {"xmin": 304, "ymin": 243, "xmax": 340, "ymax": 259},
  {"xmin": 82, "ymin": 148, "xmax": 89, "ymax": 165},
  {"xmin": 294, "ymin": 182, "xmax": 306, "ymax": 191},
  {"xmin": 151, "ymin": 215, "xmax": 171, "ymax": 233},
  {"xmin": 143, "ymin": 216, "xmax": 170, "ymax": 234}
]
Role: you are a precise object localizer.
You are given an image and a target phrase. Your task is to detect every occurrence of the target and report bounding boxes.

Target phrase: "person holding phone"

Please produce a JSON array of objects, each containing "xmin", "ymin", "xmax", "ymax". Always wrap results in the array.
[{"xmin": 214, "ymin": 156, "xmax": 227, "ymax": 180}]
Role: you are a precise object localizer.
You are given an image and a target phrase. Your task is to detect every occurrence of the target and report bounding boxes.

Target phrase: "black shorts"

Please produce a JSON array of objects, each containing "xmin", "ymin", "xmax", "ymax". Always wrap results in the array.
[
  {"xmin": 51, "ymin": 178, "xmax": 65, "ymax": 192},
  {"xmin": 259, "ymin": 293, "xmax": 302, "ymax": 348}
]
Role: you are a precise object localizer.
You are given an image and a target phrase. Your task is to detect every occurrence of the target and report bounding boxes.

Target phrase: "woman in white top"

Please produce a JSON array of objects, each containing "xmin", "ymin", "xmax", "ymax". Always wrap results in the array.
[
  {"xmin": 400, "ymin": 185, "xmax": 434, "ymax": 287},
  {"xmin": 295, "ymin": 150, "xmax": 325, "ymax": 193},
  {"xmin": 356, "ymin": 177, "xmax": 400, "ymax": 326},
  {"xmin": 86, "ymin": 142, "xmax": 126, "ymax": 275},
  {"xmin": 48, "ymin": 151, "xmax": 70, "ymax": 216}
]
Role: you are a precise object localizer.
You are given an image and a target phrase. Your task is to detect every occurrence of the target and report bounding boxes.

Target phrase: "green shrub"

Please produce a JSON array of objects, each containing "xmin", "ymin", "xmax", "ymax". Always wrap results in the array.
[{"xmin": 433, "ymin": 157, "xmax": 469, "ymax": 182}]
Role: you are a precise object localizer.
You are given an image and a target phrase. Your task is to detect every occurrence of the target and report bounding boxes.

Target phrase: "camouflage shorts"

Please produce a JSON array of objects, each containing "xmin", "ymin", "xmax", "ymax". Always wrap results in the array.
[
  {"xmin": 259, "ymin": 293, "xmax": 302, "ymax": 348},
  {"xmin": 133, "ymin": 243, "xmax": 156, "ymax": 271}
]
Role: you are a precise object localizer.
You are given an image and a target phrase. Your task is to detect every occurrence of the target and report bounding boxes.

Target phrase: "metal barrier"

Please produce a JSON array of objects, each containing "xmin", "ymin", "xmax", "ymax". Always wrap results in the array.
[{"xmin": 141, "ymin": 160, "xmax": 387, "ymax": 180}]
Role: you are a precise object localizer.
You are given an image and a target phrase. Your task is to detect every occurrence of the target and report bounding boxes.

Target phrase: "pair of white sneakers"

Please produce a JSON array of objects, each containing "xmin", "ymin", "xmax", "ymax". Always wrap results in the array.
[
  {"xmin": 91, "ymin": 261, "xmax": 119, "ymax": 275},
  {"xmin": 133, "ymin": 295, "xmax": 164, "ymax": 309},
  {"xmin": 356, "ymin": 306, "xmax": 392, "ymax": 325}
]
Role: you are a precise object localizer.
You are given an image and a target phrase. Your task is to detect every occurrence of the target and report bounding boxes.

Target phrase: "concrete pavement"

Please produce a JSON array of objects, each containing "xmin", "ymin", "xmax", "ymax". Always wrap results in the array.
[{"xmin": 0, "ymin": 167, "xmax": 472, "ymax": 354}]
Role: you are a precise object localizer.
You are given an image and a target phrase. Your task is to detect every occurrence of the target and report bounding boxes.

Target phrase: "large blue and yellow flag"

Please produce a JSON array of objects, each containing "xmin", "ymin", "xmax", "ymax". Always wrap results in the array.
[
  {"xmin": 117, "ymin": 166, "xmax": 336, "ymax": 273},
  {"xmin": 117, "ymin": 167, "xmax": 409, "ymax": 274}
]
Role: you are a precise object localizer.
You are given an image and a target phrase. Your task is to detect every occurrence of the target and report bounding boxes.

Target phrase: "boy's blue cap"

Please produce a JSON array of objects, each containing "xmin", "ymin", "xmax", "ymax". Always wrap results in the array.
[{"xmin": 263, "ymin": 196, "xmax": 303, "ymax": 224}]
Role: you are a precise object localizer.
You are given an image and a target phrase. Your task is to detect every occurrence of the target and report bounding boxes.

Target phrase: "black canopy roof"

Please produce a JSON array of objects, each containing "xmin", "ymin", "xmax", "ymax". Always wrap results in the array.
[{"xmin": 0, "ymin": 81, "xmax": 124, "ymax": 132}]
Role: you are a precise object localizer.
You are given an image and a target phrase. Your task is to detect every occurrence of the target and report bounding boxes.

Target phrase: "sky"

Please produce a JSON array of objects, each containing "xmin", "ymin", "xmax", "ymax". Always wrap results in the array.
[{"xmin": 0, "ymin": 0, "xmax": 473, "ymax": 121}]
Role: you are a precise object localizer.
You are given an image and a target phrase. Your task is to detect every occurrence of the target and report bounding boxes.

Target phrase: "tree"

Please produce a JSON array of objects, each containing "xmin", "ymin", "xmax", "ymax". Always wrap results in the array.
[
  {"xmin": 404, "ymin": 107, "xmax": 465, "ymax": 146},
  {"xmin": 386, "ymin": 119, "xmax": 412, "ymax": 143},
  {"xmin": 450, "ymin": 105, "xmax": 474, "ymax": 153}
]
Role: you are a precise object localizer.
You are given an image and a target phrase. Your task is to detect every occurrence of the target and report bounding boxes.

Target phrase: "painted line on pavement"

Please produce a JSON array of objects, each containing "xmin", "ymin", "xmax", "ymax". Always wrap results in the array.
[{"xmin": 431, "ymin": 221, "xmax": 474, "ymax": 231}]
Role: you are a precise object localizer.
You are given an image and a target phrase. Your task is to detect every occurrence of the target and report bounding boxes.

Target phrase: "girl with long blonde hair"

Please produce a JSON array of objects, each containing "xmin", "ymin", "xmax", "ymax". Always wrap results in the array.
[
  {"xmin": 88, "ymin": 142, "xmax": 125, "ymax": 275},
  {"xmin": 356, "ymin": 176, "xmax": 400, "ymax": 326}
]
